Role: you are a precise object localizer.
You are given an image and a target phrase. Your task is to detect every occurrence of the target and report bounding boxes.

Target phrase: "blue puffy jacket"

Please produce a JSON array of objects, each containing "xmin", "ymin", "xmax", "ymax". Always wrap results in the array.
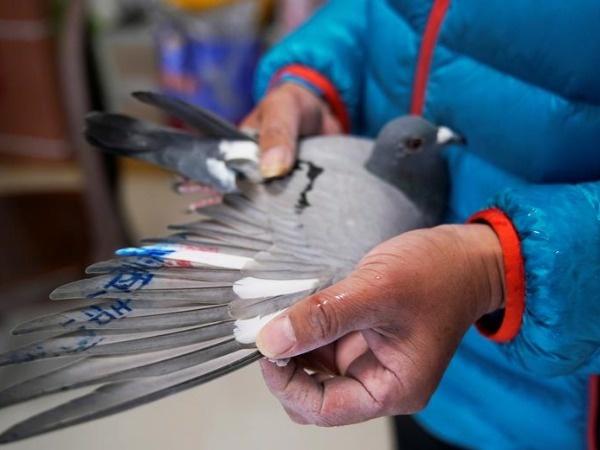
[{"xmin": 253, "ymin": 1, "xmax": 600, "ymax": 449}]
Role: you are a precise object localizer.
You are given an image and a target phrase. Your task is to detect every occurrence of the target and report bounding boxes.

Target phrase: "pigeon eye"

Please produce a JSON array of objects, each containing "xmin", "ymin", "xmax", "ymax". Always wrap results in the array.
[{"xmin": 405, "ymin": 137, "xmax": 423, "ymax": 152}]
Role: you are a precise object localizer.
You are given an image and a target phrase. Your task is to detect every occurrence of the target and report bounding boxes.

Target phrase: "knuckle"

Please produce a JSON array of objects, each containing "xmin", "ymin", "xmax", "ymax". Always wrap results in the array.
[
  {"xmin": 263, "ymin": 91, "xmax": 293, "ymax": 112},
  {"xmin": 377, "ymin": 387, "xmax": 400, "ymax": 413},
  {"xmin": 285, "ymin": 408, "xmax": 309, "ymax": 425},
  {"xmin": 304, "ymin": 293, "xmax": 341, "ymax": 341},
  {"xmin": 378, "ymin": 368, "xmax": 435, "ymax": 415},
  {"xmin": 278, "ymin": 379, "xmax": 301, "ymax": 404},
  {"xmin": 277, "ymin": 383, "xmax": 295, "ymax": 403},
  {"xmin": 312, "ymin": 415, "xmax": 337, "ymax": 427},
  {"xmin": 312, "ymin": 405, "xmax": 342, "ymax": 427},
  {"xmin": 261, "ymin": 122, "xmax": 293, "ymax": 141}
]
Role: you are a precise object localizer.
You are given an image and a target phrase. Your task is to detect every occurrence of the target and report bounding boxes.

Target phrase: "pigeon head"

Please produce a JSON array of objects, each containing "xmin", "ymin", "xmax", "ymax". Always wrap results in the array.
[
  {"xmin": 371, "ymin": 115, "xmax": 463, "ymax": 161},
  {"xmin": 366, "ymin": 115, "xmax": 464, "ymax": 218}
]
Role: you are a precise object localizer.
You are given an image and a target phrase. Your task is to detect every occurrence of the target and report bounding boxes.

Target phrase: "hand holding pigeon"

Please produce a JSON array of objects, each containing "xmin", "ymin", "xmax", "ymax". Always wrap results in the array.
[
  {"xmin": 258, "ymin": 224, "xmax": 505, "ymax": 426},
  {"xmin": 241, "ymin": 82, "xmax": 343, "ymax": 178}
]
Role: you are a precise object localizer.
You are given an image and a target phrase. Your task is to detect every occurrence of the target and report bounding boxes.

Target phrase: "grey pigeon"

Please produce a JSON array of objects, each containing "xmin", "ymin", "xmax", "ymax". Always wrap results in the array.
[{"xmin": 0, "ymin": 92, "xmax": 462, "ymax": 443}]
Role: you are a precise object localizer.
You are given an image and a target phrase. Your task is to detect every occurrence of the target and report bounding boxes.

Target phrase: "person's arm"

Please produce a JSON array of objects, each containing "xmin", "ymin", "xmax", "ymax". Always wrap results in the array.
[
  {"xmin": 470, "ymin": 181, "xmax": 600, "ymax": 376},
  {"xmin": 242, "ymin": 0, "xmax": 368, "ymax": 178},
  {"xmin": 254, "ymin": 181, "xmax": 600, "ymax": 425},
  {"xmin": 254, "ymin": 0, "xmax": 367, "ymax": 131}
]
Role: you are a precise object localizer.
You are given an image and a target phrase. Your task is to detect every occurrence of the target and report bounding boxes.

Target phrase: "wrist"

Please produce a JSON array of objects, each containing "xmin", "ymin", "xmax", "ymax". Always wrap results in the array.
[
  {"xmin": 269, "ymin": 65, "xmax": 350, "ymax": 132},
  {"xmin": 443, "ymin": 224, "xmax": 505, "ymax": 318},
  {"xmin": 468, "ymin": 208, "xmax": 525, "ymax": 342},
  {"xmin": 274, "ymin": 74, "xmax": 324, "ymax": 100}
]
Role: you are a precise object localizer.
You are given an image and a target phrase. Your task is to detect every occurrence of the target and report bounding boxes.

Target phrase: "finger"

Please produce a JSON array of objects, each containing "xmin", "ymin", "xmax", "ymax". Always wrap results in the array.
[
  {"xmin": 259, "ymin": 358, "xmax": 318, "ymax": 408},
  {"xmin": 174, "ymin": 180, "xmax": 223, "ymax": 209},
  {"xmin": 292, "ymin": 331, "xmax": 368, "ymax": 376},
  {"xmin": 321, "ymin": 110, "xmax": 343, "ymax": 135},
  {"xmin": 239, "ymin": 108, "xmax": 260, "ymax": 130},
  {"xmin": 259, "ymin": 359, "xmax": 311, "ymax": 425},
  {"xmin": 258, "ymin": 93, "xmax": 300, "ymax": 178},
  {"xmin": 295, "ymin": 343, "xmax": 337, "ymax": 374},
  {"xmin": 256, "ymin": 271, "xmax": 382, "ymax": 359},
  {"xmin": 343, "ymin": 349, "xmax": 409, "ymax": 414},
  {"xmin": 282, "ymin": 404, "xmax": 310, "ymax": 425},
  {"xmin": 173, "ymin": 179, "xmax": 213, "ymax": 194},
  {"xmin": 260, "ymin": 356, "xmax": 386, "ymax": 426},
  {"xmin": 186, "ymin": 195, "xmax": 223, "ymax": 211},
  {"xmin": 312, "ymin": 372, "xmax": 335, "ymax": 384},
  {"xmin": 359, "ymin": 327, "xmax": 452, "ymax": 412},
  {"xmin": 335, "ymin": 331, "xmax": 369, "ymax": 375}
]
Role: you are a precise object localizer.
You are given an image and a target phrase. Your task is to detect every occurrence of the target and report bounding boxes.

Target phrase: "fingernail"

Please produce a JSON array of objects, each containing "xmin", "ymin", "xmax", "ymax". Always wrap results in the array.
[
  {"xmin": 260, "ymin": 146, "xmax": 289, "ymax": 178},
  {"xmin": 256, "ymin": 315, "xmax": 296, "ymax": 358}
]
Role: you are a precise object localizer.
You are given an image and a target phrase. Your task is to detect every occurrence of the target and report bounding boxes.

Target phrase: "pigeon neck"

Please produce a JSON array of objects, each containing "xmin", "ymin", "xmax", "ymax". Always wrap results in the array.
[{"xmin": 366, "ymin": 146, "xmax": 448, "ymax": 218}]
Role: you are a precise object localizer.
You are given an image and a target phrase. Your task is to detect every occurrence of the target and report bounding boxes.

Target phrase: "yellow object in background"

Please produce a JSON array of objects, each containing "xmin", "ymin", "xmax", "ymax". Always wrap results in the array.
[
  {"xmin": 166, "ymin": 0, "xmax": 273, "ymax": 14},
  {"xmin": 166, "ymin": 0, "xmax": 236, "ymax": 10}
]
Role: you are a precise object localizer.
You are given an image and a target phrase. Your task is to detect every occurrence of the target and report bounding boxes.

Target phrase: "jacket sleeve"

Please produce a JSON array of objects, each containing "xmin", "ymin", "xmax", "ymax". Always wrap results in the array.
[
  {"xmin": 470, "ymin": 181, "xmax": 600, "ymax": 377},
  {"xmin": 253, "ymin": 0, "xmax": 368, "ymax": 132},
  {"xmin": 428, "ymin": 1, "xmax": 600, "ymax": 184}
]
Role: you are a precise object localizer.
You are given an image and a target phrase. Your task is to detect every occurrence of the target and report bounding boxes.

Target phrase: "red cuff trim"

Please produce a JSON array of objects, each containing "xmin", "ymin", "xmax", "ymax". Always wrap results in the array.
[
  {"xmin": 270, "ymin": 64, "xmax": 351, "ymax": 133},
  {"xmin": 468, "ymin": 208, "xmax": 525, "ymax": 343}
]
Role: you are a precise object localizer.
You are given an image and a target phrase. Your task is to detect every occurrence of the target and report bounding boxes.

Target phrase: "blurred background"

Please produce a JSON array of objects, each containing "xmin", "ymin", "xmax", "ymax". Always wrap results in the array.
[{"xmin": 0, "ymin": 0, "xmax": 393, "ymax": 448}]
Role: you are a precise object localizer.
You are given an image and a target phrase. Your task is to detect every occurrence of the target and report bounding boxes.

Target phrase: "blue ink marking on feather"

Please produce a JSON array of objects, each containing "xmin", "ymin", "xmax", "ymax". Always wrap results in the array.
[
  {"xmin": 84, "ymin": 305, "xmax": 116, "ymax": 325},
  {"xmin": 110, "ymin": 299, "xmax": 132, "ymax": 315},
  {"xmin": 60, "ymin": 318, "xmax": 76, "ymax": 327},
  {"xmin": 87, "ymin": 290, "xmax": 106, "ymax": 299},
  {"xmin": 87, "ymin": 267, "xmax": 155, "ymax": 299},
  {"xmin": 23, "ymin": 345, "xmax": 48, "ymax": 362},
  {"xmin": 75, "ymin": 330, "xmax": 103, "ymax": 352},
  {"xmin": 82, "ymin": 299, "xmax": 133, "ymax": 326},
  {"xmin": 9, "ymin": 327, "xmax": 99, "ymax": 364},
  {"xmin": 115, "ymin": 246, "xmax": 175, "ymax": 258},
  {"xmin": 126, "ymin": 255, "xmax": 166, "ymax": 269},
  {"xmin": 104, "ymin": 270, "xmax": 154, "ymax": 292},
  {"xmin": 86, "ymin": 245, "xmax": 175, "ymax": 298}
]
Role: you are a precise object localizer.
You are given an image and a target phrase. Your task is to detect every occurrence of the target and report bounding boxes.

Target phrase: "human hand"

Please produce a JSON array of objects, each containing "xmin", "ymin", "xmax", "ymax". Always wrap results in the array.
[
  {"xmin": 256, "ymin": 224, "xmax": 505, "ymax": 425},
  {"xmin": 241, "ymin": 82, "xmax": 343, "ymax": 178}
]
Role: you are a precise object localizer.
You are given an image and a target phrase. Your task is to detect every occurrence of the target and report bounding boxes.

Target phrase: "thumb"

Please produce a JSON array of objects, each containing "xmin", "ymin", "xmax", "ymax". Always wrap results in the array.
[
  {"xmin": 257, "ymin": 95, "xmax": 300, "ymax": 179},
  {"xmin": 256, "ymin": 272, "xmax": 378, "ymax": 359}
]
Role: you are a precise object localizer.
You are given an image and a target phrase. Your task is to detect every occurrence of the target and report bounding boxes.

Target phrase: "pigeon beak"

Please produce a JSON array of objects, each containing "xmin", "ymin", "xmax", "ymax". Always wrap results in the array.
[{"xmin": 436, "ymin": 126, "xmax": 466, "ymax": 146}]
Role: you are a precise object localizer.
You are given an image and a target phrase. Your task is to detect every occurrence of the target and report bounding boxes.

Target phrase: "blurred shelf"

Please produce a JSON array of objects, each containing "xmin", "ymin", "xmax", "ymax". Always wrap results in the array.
[{"xmin": 0, "ymin": 160, "xmax": 82, "ymax": 194}]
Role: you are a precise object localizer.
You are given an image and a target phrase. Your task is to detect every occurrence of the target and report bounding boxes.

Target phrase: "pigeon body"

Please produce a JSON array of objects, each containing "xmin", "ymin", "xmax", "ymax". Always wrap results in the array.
[{"xmin": 0, "ymin": 92, "xmax": 459, "ymax": 443}]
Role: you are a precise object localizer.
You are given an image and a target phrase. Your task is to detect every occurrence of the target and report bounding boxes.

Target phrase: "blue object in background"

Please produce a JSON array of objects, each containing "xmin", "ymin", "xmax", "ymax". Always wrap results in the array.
[{"xmin": 156, "ymin": 3, "xmax": 261, "ymax": 124}]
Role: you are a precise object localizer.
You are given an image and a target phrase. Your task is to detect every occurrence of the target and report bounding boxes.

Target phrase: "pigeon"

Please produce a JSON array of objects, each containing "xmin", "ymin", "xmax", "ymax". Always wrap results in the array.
[{"xmin": 0, "ymin": 92, "xmax": 462, "ymax": 443}]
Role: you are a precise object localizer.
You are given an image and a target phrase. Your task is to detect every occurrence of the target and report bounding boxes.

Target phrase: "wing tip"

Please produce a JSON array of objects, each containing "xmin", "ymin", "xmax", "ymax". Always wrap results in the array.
[
  {"xmin": 0, "ymin": 355, "xmax": 14, "ymax": 367},
  {"xmin": 48, "ymin": 278, "xmax": 86, "ymax": 301},
  {"xmin": 10, "ymin": 323, "xmax": 32, "ymax": 335},
  {"xmin": 48, "ymin": 286, "xmax": 65, "ymax": 301},
  {"xmin": 0, "ymin": 422, "xmax": 44, "ymax": 445},
  {"xmin": 0, "ymin": 430, "xmax": 18, "ymax": 445}
]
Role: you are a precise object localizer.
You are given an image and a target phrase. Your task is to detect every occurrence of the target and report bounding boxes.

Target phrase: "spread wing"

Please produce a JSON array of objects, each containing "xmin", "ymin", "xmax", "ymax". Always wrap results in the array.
[{"xmin": 0, "ymin": 162, "xmax": 339, "ymax": 444}]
